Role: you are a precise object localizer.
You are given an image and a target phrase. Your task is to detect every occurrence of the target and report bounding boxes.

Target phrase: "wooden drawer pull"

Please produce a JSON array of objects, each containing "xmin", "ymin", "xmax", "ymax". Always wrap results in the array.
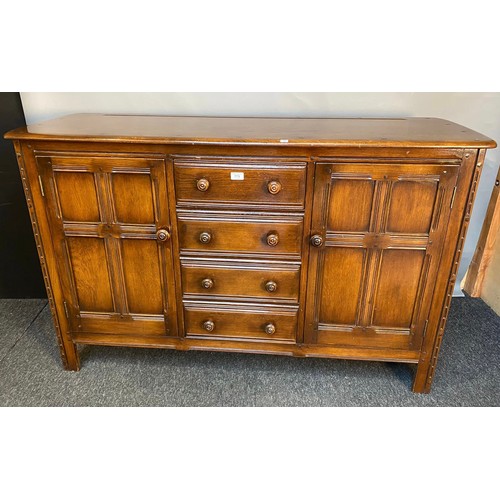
[
  {"xmin": 156, "ymin": 229, "xmax": 171, "ymax": 241},
  {"xmin": 267, "ymin": 180, "xmax": 282, "ymax": 195},
  {"xmin": 265, "ymin": 281, "xmax": 277, "ymax": 292},
  {"xmin": 203, "ymin": 320, "xmax": 215, "ymax": 332},
  {"xmin": 266, "ymin": 231, "xmax": 279, "ymax": 247},
  {"xmin": 199, "ymin": 231, "xmax": 212, "ymax": 244},
  {"xmin": 201, "ymin": 278, "xmax": 214, "ymax": 289},
  {"xmin": 310, "ymin": 234, "xmax": 324, "ymax": 247},
  {"xmin": 264, "ymin": 322, "xmax": 276, "ymax": 335},
  {"xmin": 197, "ymin": 178, "xmax": 210, "ymax": 191}
]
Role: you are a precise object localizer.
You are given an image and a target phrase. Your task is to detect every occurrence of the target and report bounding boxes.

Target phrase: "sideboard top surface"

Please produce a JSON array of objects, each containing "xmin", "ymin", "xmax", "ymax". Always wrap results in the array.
[{"xmin": 5, "ymin": 113, "xmax": 497, "ymax": 149}]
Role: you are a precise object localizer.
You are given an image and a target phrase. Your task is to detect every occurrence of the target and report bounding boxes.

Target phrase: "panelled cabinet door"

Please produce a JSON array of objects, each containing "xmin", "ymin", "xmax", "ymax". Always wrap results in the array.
[
  {"xmin": 305, "ymin": 161, "xmax": 459, "ymax": 351},
  {"xmin": 36, "ymin": 154, "xmax": 177, "ymax": 337}
]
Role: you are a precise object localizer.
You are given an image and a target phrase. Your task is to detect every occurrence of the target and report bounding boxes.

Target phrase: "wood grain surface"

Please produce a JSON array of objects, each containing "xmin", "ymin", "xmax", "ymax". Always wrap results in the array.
[
  {"xmin": 5, "ymin": 114, "xmax": 497, "ymax": 393},
  {"xmin": 5, "ymin": 114, "xmax": 496, "ymax": 148}
]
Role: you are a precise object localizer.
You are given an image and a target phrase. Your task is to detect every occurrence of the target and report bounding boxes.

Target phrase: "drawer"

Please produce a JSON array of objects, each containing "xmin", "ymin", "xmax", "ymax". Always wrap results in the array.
[
  {"xmin": 181, "ymin": 260, "xmax": 300, "ymax": 302},
  {"xmin": 177, "ymin": 212, "xmax": 304, "ymax": 258},
  {"xmin": 174, "ymin": 159, "xmax": 306, "ymax": 209},
  {"xmin": 184, "ymin": 303, "xmax": 298, "ymax": 342}
]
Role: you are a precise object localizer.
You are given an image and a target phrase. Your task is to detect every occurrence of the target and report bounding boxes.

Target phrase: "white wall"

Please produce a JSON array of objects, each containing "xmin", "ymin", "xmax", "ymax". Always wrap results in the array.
[{"xmin": 20, "ymin": 92, "xmax": 500, "ymax": 295}]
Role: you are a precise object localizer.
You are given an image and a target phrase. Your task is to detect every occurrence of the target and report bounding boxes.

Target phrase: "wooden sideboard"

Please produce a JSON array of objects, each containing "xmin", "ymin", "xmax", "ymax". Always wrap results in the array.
[{"xmin": 5, "ymin": 114, "xmax": 496, "ymax": 393}]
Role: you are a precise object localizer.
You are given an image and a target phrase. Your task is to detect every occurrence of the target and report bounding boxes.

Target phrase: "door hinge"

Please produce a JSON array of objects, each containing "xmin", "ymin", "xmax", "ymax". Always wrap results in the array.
[
  {"xmin": 450, "ymin": 186, "xmax": 457, "ymax": 209},
  {"xmin": 38, "ymin": 175, "xmax": 45, "ymax": 197},
  {"xmin": 63, "ymin": 301, "xmax": 69, "ymax": 319},
  {"xmin": 422, "ymin": 319, "xmax": 429, "ymax": 339}
]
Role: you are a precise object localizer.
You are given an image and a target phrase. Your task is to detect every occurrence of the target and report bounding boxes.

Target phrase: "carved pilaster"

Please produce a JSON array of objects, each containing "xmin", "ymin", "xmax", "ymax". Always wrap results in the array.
[
  {"xmin": 14, "ymin": 141, "xmax": 79, "ymax": 370},
  {"xmin": 421, "ymin": 150, "xmax": 485, "ymax": 392}
]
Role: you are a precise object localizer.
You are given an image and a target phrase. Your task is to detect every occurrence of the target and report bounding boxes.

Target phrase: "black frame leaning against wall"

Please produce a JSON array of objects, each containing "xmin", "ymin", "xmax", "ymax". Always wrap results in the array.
[{"xmin": 0, "ymin": 92, "xmax": 45, "ymax": 298}]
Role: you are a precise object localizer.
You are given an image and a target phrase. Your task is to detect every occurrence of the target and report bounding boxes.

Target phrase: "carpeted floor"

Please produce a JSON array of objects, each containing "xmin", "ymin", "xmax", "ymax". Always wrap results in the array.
[{"xmin": 0, "ymin": 296, "xmax": 499, "ymax": 406}]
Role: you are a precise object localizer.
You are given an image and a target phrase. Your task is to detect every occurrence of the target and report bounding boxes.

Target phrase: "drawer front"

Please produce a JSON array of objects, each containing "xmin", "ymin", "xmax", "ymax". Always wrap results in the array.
[
  {"xmin": 178, "ymin": 214, "xmax": 304, "ymax": 258},
  {"xmin": 184, "ymin": 304, "xmax": 298, "ymax": 342},
  {"xmin": 174, "ymin": 160, "xmax": 306, "ymax": 209},
  {"xmin": 181, "ymin": 261, "xmax": 300, "ymax": 302}
]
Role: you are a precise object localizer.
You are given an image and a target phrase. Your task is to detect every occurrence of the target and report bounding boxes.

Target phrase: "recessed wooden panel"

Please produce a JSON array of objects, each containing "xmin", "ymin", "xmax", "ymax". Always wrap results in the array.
[
  {"xmin": 121, "ymin": 239, "xmax": 163, "ymax": 315},
  {"xmin": 327, "ymin": 179, "xmax": 374, "ymax": 232},
  {"xmin": 54, "ymin": 172, "xmax": 100, "ymax": 222},
  {"xmin": 112, "ymin": 173, "xmax": 155, "ymax": 224},
  {"xmin": 318, "ymin": 247, "xmax": 365, "ymax": 326},
  {"xmin": 386, "ymin": 180, "xmax": 438, "ymax": 234},
  {"xmin": 67, "ymin": 237, "xmax": 113, "ymax": 312},
  {"xmin": 372, "ymin": 249, "xmax": 426, "ymax": 329}
]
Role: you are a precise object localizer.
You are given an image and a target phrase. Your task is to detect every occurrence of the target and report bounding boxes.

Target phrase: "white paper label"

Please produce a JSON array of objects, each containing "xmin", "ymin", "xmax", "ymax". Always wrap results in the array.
[{"xmin": 230, "ymin": 172, "xmax": 244, "ymax": 180}]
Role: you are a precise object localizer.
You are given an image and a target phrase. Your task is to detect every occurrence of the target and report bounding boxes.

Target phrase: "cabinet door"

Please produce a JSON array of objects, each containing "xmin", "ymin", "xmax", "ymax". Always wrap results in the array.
[
  {"xmin": 305, "ymin": 162, "xmax": 459, "ymax": 351},
  {"xmin": 37, "ymin": 154, "xmax": 177, "ymax": 336}
]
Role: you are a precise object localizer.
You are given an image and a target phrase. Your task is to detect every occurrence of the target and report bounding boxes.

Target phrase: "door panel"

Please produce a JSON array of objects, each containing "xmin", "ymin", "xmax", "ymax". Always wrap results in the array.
[
  {"xmin": 111, "ymin": 172, "xmax": 156, "ymax": 224},
  {"xmin": 372, "ymin": 249, "xmax": 426, "ymax": 329},
  {"xmin": 318, "ymin": 247, "xmax": 366, "ymax": 326},
  {"xmin": 327, "ymin": 179, "xmax": 374, "ymax": 232},
  {"xmin": 53, "ymin": 171, "xmax": 101, "ymax": 222},
  {"xmin": 305, "ymin": 161, "xmax": 459, "ymax": 351},
  {"xmin": 37, "ymin": 154, "xmax": 177, "ymax": 337},
  {"xmin": 386, "ymin": 180, "xmax": 438, "ymax": 234},
  {"xmin": 121, "ymin": 239, "xmax": 164, "ymax": 315},
  {"xmin": 66, "ymin": 237, "xmax": 114, "ymax": 312}
]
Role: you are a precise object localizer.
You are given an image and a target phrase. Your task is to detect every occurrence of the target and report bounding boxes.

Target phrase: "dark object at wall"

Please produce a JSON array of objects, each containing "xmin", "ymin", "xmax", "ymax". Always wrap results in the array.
[{"xmin": 0, "ymin": 93, "xmax": 45, "ymax": 297}]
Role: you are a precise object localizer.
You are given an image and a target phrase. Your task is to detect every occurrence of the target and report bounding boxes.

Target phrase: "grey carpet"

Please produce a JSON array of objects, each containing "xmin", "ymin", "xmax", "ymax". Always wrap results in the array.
[
  {"xmin": 0, "ymin": 296, "xmax": 498, "ymax": 406},
  {"xmin": 0, "ymin": 299, "xmax": 47, "ymax": 362}
]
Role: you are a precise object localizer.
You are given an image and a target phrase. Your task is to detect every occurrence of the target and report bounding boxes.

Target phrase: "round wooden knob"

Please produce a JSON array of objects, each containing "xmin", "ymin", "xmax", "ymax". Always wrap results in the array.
[
  {"xmin": 201, "ymin": 278, "xmax": 214, "ymax": 289},
  {"xmin": 265, "ymin": 281, "xmax": 277, "ymax": 293},
  {"xmin": 156, "ymin": 229, "xmax": 171, "ymax": 241},
  {"xmin": 199, "ymin": 232, "xmax": 212, "ymax": 244},
  {"xmin": 203, "ymin": 320, "xmax": 215, "ymax": 332},
  {"xmin": 264, "ymin": 323, "xmax": 276, "ymax": 335},
  {"xmin": 310, "ymin": 234, "xmax": 324, "ymax": 247},
  {"xmin": 197, "ymin": 178, "xmax": 210, "ymax": 192},
  {"xmin": 267, "ymin": 180, "xmax": 282, "ymax": 195},
  {"xmin": 266, "ymin": 232, "xmax": 279, "ymax": 247}
]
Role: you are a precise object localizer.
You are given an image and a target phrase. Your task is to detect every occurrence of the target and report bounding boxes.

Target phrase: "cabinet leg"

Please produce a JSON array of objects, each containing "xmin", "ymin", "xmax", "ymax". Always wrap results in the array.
[
  {"xmin": 57, "ymin": 335, "xmax": 80, "ymax": 371},
  {"xmin": 63, "ymin": 342, "xmax": 80, "ymax": 371},
  {"xmin": 47, "ymin": 306, "xmax": 80, "ymax": 371},
  {"xmin": 412, "ymin": 361, "xmax": 432, "ymax": 393}
]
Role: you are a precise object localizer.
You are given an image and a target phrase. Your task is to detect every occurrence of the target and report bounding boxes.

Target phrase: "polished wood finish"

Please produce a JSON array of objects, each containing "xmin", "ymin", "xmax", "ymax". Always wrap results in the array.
[
  {"xmin": 6, "ymin": 114, "xmax": 496, "ymax": 393},
  {"xmin": 6, "ymin": 114, "xmax": 495, "ymax": 148},
  {"xmin": 12, "ymin": 141, "xmax": 80, "ymax": 369},
  {"xmin": 181, "ymin": 260, "xmax": 300, "ymax": 302},
  {"xmin": 463, "ymin": 164, "xmax": 500, "ymax": 296},
  {"xmin": 35, "ymin": 153, "xmax": 177, "ymax": 337},
  {"xmin": 304, "ymin": 161, "xmax": 459, "ymax": 354},
  {"xmin": 184, "ymin": 302, "xmax": 298, "ymax": 342},
  {"xmin": 177, "ymin": 212, "xmax": 304, "ymax": 258},
  {"xmin": 413, "ymin": 149, "xmax": 486, "ymax": 392},
  {"xmin": 174, "ymin": 158, "xmax": 306, "ymax": 210}
]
